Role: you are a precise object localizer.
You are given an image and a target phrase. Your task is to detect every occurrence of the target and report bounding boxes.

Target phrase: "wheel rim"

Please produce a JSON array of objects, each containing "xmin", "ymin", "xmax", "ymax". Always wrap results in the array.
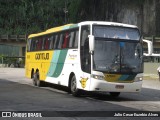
[{"xmin": 71, "ymin": 77, "xmax": 76, "ymax": 92}]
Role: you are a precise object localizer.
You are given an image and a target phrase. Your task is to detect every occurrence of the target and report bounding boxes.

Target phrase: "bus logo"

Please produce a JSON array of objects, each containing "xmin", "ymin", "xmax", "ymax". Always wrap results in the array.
[
  {"xmin": 35, "ymin": 53, "xmax": 49, "ymax": 60},
  {"xmin": 80, "ymin": 77, "xmax": 88, "ymax": 88}
]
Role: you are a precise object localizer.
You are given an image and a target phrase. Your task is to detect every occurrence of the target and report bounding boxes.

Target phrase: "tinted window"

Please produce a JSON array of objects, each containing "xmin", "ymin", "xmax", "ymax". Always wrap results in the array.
[
  {"xmin": 27, "ymin": 39, "xmax": 32, "ymax": 51},
  {"xmin": 62, "ymin": 32, "xmax": 70, "ymax": 48},
  {"xmin": 58, "ymin": 33, "xmax": 64, "ymax": 49},
  {"xmin": 29, "ymin": 27, "xmax": 79, "ymax": 51},
  {"xmin": 74, "ymin": 31, "xmax": 79, "ymax": 48},
  {"xmin": 44, "ymin": 37, "xmax": 51, "ymax": 50},
  {"xmin": 49, "ymin": 35, "xmax": 54, "ymax": 49},
  {"xmin": 94, "ymin": 25, "xmax": 140, "ymax": 40},
  {"xmin": 37, "ymin": 38, "xmax": 42, "ymax": 50},
  {"xmin": 54, "ymin": 35, "xmax": 59, "ymax": 49},
  {"xmin": 80, "ymin": 26, "xmax": 90, "ymax": 73},
  {"xmin": 69, "ymin": 31, "xmax": 75, "ymax": 48},
  {"xmin": 31, "ymin": 39, "xmax": 37, "ymax": 51}
]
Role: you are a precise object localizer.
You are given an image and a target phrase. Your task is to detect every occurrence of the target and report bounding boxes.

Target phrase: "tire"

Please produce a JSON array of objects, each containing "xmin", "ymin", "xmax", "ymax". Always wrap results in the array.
[
  {"xmin": 70, "ymin": 75, "xmax": 80, "ymax": 97},
  {"xmin": 31, "ymin": 70, "xmax": 34, "ymax": 79},
  {"xmin": 32, "ymin": 73, "xmax": 38, "ymax": 86},
  {"xmin": 109, "ymin": 92, "xmax": 120, "ymax": 97},
  {"xmin": 32, "ymin": 72, "xmax": 44, "ymax": 87}
]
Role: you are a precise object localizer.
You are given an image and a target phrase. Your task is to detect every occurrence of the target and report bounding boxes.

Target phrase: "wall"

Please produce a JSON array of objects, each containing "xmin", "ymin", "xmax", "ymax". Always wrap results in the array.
[
  {"xmin": 144, "ymin": 62, "xmax": 159, "ymax": 75},
  {"xmin": 78, "ymin": 0, "xmax": 160, "ymax": 36}
]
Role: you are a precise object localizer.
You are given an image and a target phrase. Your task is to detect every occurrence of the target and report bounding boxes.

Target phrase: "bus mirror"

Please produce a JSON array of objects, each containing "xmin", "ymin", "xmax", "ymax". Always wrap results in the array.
[
  {"xmin": 88, "ymin": 35, "xmax": 95, "ymax": 53},
  {"xmin": 143, "ymin": 39, "xmax": 153, "ymax": 56}
]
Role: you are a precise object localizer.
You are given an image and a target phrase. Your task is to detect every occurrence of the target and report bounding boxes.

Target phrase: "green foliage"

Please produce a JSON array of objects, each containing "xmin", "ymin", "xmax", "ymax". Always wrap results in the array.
[
  {"xmin": 0, "ymin": 0, "xmax": 67, "ymax": 34},
  {"xmin": 0, "ymin": 0, "xmax": 148, "ymax": 35},
  {"xmin": 68, "ymin": 0, "xmax": 81, "ymax": 22}
]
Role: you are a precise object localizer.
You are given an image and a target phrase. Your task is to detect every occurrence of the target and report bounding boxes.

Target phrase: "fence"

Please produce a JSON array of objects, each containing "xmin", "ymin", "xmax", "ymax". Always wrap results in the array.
[
  {"xmin": 143, "ymin": 36, "xmax": 160, "ymax": 42},
  {"xmin": 0, "ymin": 35, "xmax": 27, "ymax": 41}
]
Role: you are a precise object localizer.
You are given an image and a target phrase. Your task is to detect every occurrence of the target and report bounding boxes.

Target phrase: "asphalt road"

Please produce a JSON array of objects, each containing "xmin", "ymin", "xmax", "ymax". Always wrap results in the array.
[{"xmin": 0, "ymin": 68, "xmax": 160, "ymax": 120}]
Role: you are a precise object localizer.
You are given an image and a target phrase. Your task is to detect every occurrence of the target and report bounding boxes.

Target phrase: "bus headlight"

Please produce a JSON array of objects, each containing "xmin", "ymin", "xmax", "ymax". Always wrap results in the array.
[
  {"xmin": 134, "ymin": 77, "xmax": 143, "ymax": 82},
  {"xmin": 91, "ymin": 74, "xmax": 104, "ymax": 80}
]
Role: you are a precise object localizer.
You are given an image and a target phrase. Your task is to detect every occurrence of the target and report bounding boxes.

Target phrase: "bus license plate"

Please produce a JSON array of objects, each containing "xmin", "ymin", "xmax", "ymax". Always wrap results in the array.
[{"xmin": 115, "ymin": 85, "xmax": 124, "ymax": 89}]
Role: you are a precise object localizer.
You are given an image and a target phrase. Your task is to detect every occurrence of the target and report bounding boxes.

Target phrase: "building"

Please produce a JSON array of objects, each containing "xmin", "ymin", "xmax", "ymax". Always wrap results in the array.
[{"xmin": 0, "ymin": 35, "xmax": 26, "ymax": 66}]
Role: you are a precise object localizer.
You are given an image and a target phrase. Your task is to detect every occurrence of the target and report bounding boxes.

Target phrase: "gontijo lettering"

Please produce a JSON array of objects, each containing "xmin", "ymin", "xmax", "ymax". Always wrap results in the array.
[{"xmin": 35, "ymin": 53, "xmax": 49, "ymax": 60}]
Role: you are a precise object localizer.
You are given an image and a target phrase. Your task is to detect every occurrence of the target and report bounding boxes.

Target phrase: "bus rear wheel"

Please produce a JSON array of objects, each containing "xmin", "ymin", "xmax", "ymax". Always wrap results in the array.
[
  {"xmin": 70, "ymin": 75, "xmax": 80, "ymax": 97},
  {"xmin": 109, "ymin": 92, "xmax": 120, "ymax": 97},
  {"xmin": 32, "ymin": 73, "xmax": 38, "ymax": 86},
  {"xmin": 32, "ymin": 72, "xmax": 44, "ymax": 87}
]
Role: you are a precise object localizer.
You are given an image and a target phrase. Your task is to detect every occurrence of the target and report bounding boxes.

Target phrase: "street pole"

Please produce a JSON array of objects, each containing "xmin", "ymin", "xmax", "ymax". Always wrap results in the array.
[
  {"xmin": 64, "ymin": 0, "xmax": 68, "ymax": 24},
  {"xmin": 2, "ymin": 56, "xmax": 3, "ymax": 64}
]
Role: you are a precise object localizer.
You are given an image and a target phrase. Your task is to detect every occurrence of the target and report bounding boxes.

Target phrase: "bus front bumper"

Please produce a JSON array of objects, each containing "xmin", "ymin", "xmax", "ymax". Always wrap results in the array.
[{"xmin": 89, "ymin": 78, "xmax": 143, "ymax": 93}]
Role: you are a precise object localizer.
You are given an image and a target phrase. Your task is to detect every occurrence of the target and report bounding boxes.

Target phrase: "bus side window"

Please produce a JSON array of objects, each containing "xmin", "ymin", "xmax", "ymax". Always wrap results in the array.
[
  {"xmin": 31, "ymin": 39, "xmax": 36, "ymax": 51},
  {"xmin": 54, "ymin": 34, "xmax": 59, "ymax": 49},
  {"xmin": 27, "ymin": 39, "xmax": 31, "ymax": 51},
  {"xmin": 48, "ymin": 36, "xmax": 52, "ymax": 49},
  {"xmin": 42, "ymin": 37, "xmax": 45, "ymax": 50},
  {"xmin": 44, "ymin": 37, "xmax": 50, "ymax": 50},
  {"xmin": 36, "ymin": 39, "xmax": 39, "ymax": 50},
  {"xmin": 69, "ymin": 31, "xmax": 75, "ymax": 48},
  {"xmin": 37, "ymin": 38, "xmax": 42, "ymax": 50},
  {"xmin": 58, "ymin": 33, "xmax": 63, "ymax": 49},
  {"xmin": 36, "ymin": 39, "xmax": 39, "ymax": 51},
  {"xmin": 62, "ymin": 32, "xmax": 70, "ymax": 48},
  {"xmin": 30, "ymin": 40, "xmax": 33, "ymax": 51},
  {"xmin": 49, "ymin": 35, "xmax": 55, "ymax": 49},
  {"xmin": 74, "ymin": 30, "xmax": 78, "ymax": 48},
  {"xmin": 44, "ymin": 38, "xmax": 48, "ymax": 50}
]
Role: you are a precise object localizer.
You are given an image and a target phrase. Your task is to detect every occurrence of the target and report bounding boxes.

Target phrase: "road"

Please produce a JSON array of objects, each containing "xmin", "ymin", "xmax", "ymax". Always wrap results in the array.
[{"xmin": 0, "ymin": 68, "xmax": 160, "ymax": 120}]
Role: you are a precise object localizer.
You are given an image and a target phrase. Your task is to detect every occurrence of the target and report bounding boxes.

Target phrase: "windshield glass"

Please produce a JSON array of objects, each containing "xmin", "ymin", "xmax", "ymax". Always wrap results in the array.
[
  {"xmin": 93, "ymin": 39, "xmax": 143, "ymax": 73},
  {"xmin": 94, "ymin": 25, "xmax": 140, "ymax": 40}
]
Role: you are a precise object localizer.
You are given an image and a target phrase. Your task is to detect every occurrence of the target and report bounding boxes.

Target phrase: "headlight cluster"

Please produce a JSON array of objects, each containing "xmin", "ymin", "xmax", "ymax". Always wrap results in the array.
[
  {"xmin": 134, "ymin": 77, "xmax": 143, "ymax": 82},
  {"xmin": 91, "ymin": 74, "xmax": 104, "ymax": 80}
]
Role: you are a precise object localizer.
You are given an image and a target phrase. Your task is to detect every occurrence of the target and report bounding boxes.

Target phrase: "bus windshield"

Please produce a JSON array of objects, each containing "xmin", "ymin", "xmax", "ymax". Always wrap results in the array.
[
  {"xmin": 93, "ymin": 39, "xmax": 143, "ymax": 74},
  {"xmin": 93, "ymin": 25, "xmax": 140, "ymax": 40}
]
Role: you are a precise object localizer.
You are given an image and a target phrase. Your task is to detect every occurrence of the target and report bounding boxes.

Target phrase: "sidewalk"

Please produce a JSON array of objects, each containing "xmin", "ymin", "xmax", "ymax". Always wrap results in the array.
[
  {"xmin": 142, "ymin": 79, "xmax": 160, "ymax": 90},
  {"xmin": 143, "ymin": 73, "xmax": 160, "ymax": 90},
  {"xmin": 0, "ymin": 68, "xmax": 32, "ymax": 85}
]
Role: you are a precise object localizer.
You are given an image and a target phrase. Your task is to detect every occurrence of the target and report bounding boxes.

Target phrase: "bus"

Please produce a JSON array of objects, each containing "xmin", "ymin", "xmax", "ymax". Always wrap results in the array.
[{"xmin": 25, "ymin": 21, "xmax": 143, "ymax": 97}]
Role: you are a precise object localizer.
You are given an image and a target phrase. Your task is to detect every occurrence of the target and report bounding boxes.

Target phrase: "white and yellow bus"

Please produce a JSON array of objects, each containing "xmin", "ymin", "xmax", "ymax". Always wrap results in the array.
[{"xmin": 25, "ymin": 21, "xmax": 143, "ymax": 97}]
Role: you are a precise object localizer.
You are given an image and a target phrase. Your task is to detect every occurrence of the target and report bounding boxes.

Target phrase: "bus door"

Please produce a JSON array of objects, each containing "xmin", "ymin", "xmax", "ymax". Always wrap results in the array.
[{"xmin": 80, "ymin": 25, "xmax": 91, "ymax": 90}]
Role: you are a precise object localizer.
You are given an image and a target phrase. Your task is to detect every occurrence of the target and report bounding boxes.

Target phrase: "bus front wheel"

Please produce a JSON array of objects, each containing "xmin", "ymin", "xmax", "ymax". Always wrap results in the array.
[
  {"xmin": 109, "ymin": 92, "xmax": 120, "ymax": 97},
  {"xmin": 70, "ymin": 75, "xmax": 80, "ymax": 97}
]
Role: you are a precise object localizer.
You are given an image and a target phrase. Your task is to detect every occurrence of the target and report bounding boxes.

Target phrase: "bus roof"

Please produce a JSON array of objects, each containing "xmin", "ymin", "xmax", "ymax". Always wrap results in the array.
[
  {"xmin": 78, "ymin": 21, "xmax": 138, "ymax": 28},
  {"xmin": 28, "ymin": 24, "xmax": 78, "ymax": 38},
  {"xmin": 28, "ymin": 21, "xmax": 138, "ymax": 38}
]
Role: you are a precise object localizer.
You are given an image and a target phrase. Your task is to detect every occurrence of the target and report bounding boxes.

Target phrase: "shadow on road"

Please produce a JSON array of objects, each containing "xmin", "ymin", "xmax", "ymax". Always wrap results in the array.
[{"xmin": 43, "ymin": 82, "xmax": 160, "ymax": 102}]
